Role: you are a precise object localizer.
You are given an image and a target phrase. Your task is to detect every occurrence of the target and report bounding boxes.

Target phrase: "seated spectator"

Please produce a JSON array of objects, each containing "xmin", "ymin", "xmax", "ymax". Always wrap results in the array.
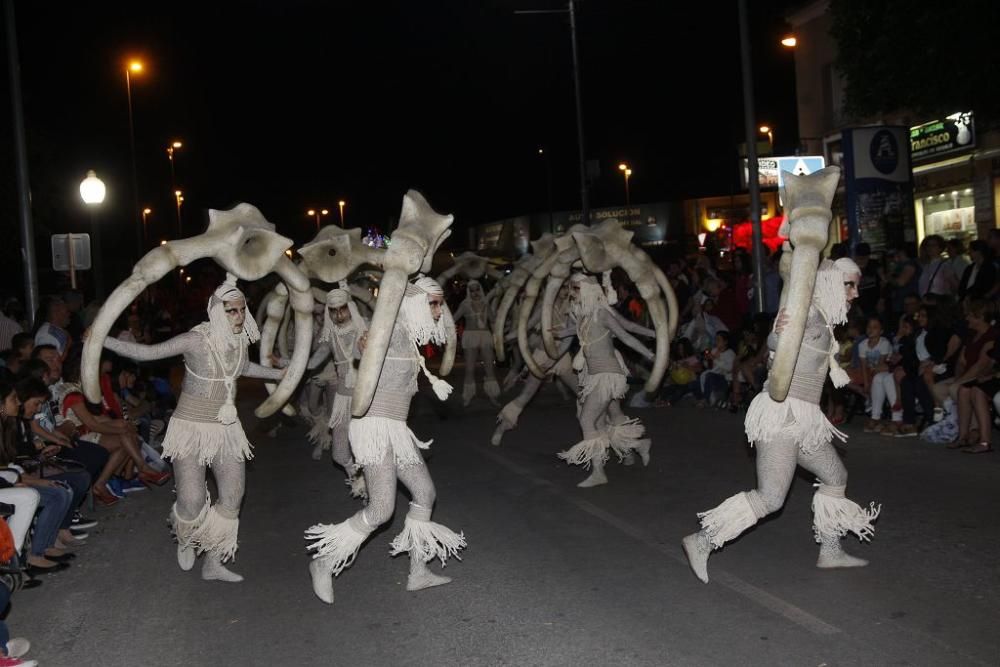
[
  {"xmin": 697, "ymin": 331, "xmax": 736, "ymax": 408},
  {"xmin": 57, "ymin": 355, "xmax": 170, "ymax": 505},
  {"xmin": 0, "ymin": 379, "xmax": 75, "ymax": 575},
  {"xmin": 32, "ymin": 297, "xmax": 73, "ymax": 359},
  {"xmin": 946, "ymin": 299, "xmax": 999, "ymax": 449},
  {"xmin": 857, "ymin": 317, "xmax": 895, "ymax": 432},
  {"xmin": 729, "ymin": 316, "xmax": 770, "ymax": 411},
  {"xmin": 658, "ymin": 338, "xmax": 703, "ymax": 406},
  {"xmin": 936, "ymin": 299, "xmax": 996, "ymax": 416},
  {"xmin": 880, "ymin": 315, "xmax": 933, "ymax": 437},
  {"xmin": 9, "ymin": 335, "xmax": 33, "ymax": 368},
  {"xmin": 825, "ymin": 320, "xmax": 861, "ymax": 425},
  {"xmin": 680, "ymin": 298, "xmax": 728, "ymax": 352}
]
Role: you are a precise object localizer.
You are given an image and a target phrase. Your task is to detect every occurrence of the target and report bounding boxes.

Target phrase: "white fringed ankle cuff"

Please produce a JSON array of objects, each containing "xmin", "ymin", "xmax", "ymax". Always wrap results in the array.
[
  {"xmin": 697, "ymin": 492, "xmax": 760, "ymax": 549},
  {"xmin": 190, "ymin": 504, "xmax": 240, "ymax": 562},
  {"xmin": 811, "ymin": 485, "xmax": 881, "ymax": 543},
  {"xmin": 304, "ymin": 511, "xmax": 374, "ymax": 575},
  {"xmin": 389, "ymin": 508, "xmax": 466, "ymax": 566},
  {"xmin": 171, "ymin": 497, "xmax": 210, "ymax": 548},
  {"xmin": 557, "ymin": 433, "xmax": 611, "ymax": 468}
]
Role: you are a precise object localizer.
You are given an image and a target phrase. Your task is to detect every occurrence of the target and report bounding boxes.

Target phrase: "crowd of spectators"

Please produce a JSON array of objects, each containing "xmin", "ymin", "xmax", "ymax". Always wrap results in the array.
[
  {"xmin": 0, "ymin": 289, "xmax": 181, "ymax": 665},
  {"xmin": 625, "ymin": 230, "xmax": 1000, "ymax": 456}
]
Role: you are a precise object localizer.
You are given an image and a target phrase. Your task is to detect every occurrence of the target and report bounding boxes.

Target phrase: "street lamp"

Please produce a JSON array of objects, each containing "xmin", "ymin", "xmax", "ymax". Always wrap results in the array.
[
  {"xmin": 307, "ymin": 208, "xmax": 329, "ymax": 230},
  {"xmin": 618, "ymin": 163, "xmax": 632, "ymax": 207},
  {"xmin": 759, "ymin": 125, "xmax": 774, "ymax": 155},
  {"xmin": 174, "ymin": 190, "xmax": 184, "ymax": 234},
  {"xmin": 141, "ymin": 207, "xmax": 152, "ymax": 248},
  {"xmin": 80, "ymin": 170, "xmax": 107, "ymax": 298},
  {"xmin": 166, "ymin": 140, "xmax": 183, "ymax": 234},
  {"xmin": 124, "ymin": 58, "xmax": 144, "ymax": 259},
  {"xmin": 780, "ymin": 35, "xmax": 797, "ymax": 47},
  {"xmin": 338, "ymin": 200, "xmax": 346, "ymax": 227}
]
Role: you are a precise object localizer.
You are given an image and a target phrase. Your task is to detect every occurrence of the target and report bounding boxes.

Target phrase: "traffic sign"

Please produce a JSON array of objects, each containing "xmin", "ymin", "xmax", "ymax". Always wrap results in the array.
[{"xmin": 776, "ymin": 155, "xmax": 825, "ymax": 188}]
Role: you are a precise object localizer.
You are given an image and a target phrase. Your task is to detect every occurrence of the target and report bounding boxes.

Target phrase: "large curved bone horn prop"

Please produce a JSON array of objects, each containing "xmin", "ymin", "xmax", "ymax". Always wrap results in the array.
[
  {"xmin": 83, "ymin": 204, "xmax": 301, "ymax": 417},
  {"xmin": 436, "ymin": 251, "xmax": 491, "ymax": 284},
  {"xmin": 257, "ymin": 284, "xmax": 296, "ymax": 416},
  {"xmin": 255, "ymin": 256, "xmax": 314, "ymax": 417},
  {"xmin": 492, "ymin": 234, "xmax": 555, "ymax": 360},
  {"xmin": 298, "ymin": 226, "xmax": 384, "ymax": 285},
  {"xmin": 518, "ymin": 229, "xmax": 586, "ymax": 379},
  {"xmin": 352, "ymin": 191, "xmax": 453, "ymax": 417},
  {"xmin": 571, "ymin": 220, "xmax": 673, "ymax": 394},
  {"xmin": 767, "ymin": 166, "xmax": 841, "ymax": 402},
  {"xmin": 439, "ymin": 302, "xmax": 457, "ymax": 377}
]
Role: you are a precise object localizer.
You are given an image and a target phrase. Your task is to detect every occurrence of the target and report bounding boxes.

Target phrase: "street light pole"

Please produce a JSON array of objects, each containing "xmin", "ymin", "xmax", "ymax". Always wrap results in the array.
[
  {"xmin": 174, "ymin": 190, "xmax": 184, "ymax": 236},
  {"xmin": 4, "ymin": 0, "xmax": 39, "ymax": 324},
  {"xmin": 125, "ymin": 60, "xmax": 143, "ymax": 260},
  {"xmin": 618, "ymin": 163, "xmax": 632, "ymax": 207},
  {"xmin": 738, "ymin": 0, "xmax": 765, "ymax": 313},
  {"xmin": 538, "ymin": 148, "xmax": 554, "ymax": 231},
  {"xmin": 307, "ymin": 209, "xmax": 329, "ymax": 231},
  {"xmin": 338, "ymin": 200, "xmax": 346, "ymax": 228}
]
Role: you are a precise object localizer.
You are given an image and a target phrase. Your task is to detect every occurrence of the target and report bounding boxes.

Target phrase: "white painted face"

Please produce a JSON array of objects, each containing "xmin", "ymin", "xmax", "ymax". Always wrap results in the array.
[
  {"xmin": 427, "ymin": 294, "xmax": 444, "ymax": 322},
  {"xmin": 468, "ymin": 282, "xmax": 484, "ymax": 300},
  {"xmin": 224, "ymin": 298, "xmax": 247, "ymax": 333},
  {"xmin": 330, "ymin": 304, "xmax": 350, "ymax": 325},
  {"xmin": 843, "ymin": 273, "xmax": 860, "ymax": 304}
]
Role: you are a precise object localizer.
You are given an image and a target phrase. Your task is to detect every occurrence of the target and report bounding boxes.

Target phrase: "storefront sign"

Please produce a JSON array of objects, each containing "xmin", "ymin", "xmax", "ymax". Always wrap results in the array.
[
  {"xmin": 741, "ymin": 156, "xmax": 825, "ymax": 190},
  {"xmin": 842, "ymin": 126, "xmax": 915, "ymax": 251},
  {"xmin": 910, "ymin": 111, "xmax": 975, "ymax": 161}
]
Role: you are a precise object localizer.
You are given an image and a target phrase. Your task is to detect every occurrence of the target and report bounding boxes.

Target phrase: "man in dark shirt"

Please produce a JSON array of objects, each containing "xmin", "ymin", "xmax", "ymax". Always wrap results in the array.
[{"xmin": 854, "ymin": 243, "xmax": 882, "ymax": 317}]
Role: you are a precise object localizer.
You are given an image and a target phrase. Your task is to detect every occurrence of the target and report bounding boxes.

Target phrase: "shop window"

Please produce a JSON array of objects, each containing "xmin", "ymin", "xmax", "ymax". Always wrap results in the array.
[{"xmin": 922, "ymin": 188, "xmax": 975, "ymax": 239}]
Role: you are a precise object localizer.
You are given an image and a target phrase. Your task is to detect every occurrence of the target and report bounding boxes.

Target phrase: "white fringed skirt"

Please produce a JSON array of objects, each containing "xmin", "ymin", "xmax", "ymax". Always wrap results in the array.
[{"xmin": 744, "ymin": 391, "xmax": 846, "ymax": 454}]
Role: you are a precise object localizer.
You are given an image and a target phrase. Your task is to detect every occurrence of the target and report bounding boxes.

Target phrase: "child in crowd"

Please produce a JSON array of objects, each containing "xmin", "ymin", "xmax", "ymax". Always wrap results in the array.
[
  {"xmin": 857, "ymin": 317, "xmax": 896, "ymax": 432},
  {"xmin": 697, "ymin": 331, "xmax": 736, "ymax": 408}
]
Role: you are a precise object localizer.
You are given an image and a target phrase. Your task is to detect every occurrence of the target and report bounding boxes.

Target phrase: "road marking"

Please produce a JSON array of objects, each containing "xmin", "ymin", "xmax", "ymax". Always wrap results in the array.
[{"xmin": 474, "ymin": 446, "xmax": 842, "ymax": 636}]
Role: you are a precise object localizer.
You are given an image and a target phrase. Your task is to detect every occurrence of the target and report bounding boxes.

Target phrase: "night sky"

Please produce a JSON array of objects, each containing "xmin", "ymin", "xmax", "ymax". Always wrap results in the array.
[{"xmin": 1, "ymin": 0, "xmax": 799, "ymax": 290}]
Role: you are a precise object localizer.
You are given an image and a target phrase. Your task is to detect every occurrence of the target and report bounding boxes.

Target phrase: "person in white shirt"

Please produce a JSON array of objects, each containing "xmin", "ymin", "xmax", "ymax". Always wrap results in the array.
[
  {"xmin": 697, "ymin": 331, "xmax": 736, "ymax": 407},
  {"xmin": 858, "ymin": 317, "xmax": 895, "ymax": 431}
]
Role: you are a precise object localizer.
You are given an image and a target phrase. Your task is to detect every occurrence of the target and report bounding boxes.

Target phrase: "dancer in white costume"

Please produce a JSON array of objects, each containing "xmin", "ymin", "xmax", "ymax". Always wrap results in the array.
[
  {"xmin": 306, "ymin": 288, "xmax": 367, "ymax": 498},
  {"xmin": 682, "ymin": 257, "xmax": 881, "ymax": 582},
  {"xmin": 556, "ymin": 273, "xmax": 655, "ymax": 487},
  {"xmin": 306, "ymin": 277, "xmax": 465, "ymax": 604},
  {"xmin": 492, "ymin": 283, "xmax": 577, "ymax": 445},
  {"xmin": 452, "ymin": 279, "xmax": 500, "ymax": 407},
  {"xmin": 100, "ymin": 276, "xmax": 285, "ymax": 582}
]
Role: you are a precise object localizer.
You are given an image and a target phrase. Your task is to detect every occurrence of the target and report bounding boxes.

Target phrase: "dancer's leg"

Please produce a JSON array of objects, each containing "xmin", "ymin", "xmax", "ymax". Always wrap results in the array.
[
  {"xmin": 572, "ymin": 390, "xmax": 611, "ymax": 487},
  {"xmin": 797, "ymin": 442, "xmax": 878, "ymax": 569},
  {"xmin": 493, "ymin": 373, "xmax": 545, "ymax": 445},
  {"xmin": 305, "ymin": 449, "xmax": 398, "ymax": 604},
  {"xmin": 480, "ymin": 343, "xmax": 501, "ymax": 406},
  {"xmin": 606, "ymin": 399, "xmax": 650, "ymax": 465},
  {"xmin": 683, "ymin": 434, "xmax": 798, "ymax": 583},
  {"xmin": 171, "ymin": 455, "xmax": 208, "ymax": 572},
  {"xmin": 394, "ymin": 462, "xmax": 465, "ymax": 590},
  {"xmin": 200, "ymin": 455, "xmax": 246, "ymax": 583},
  {"xmin": 463, "ymin": 344, "xmax": 479, "ymax": 406}
]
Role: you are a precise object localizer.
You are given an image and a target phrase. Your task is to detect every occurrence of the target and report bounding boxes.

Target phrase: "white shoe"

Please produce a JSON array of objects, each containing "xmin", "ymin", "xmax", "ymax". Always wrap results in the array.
[
  {"xmin": 577, "ymin": 470, "xmax": 608, "ymax": 488},
  {"xmin": 5, "ymin": 637, "xmax": 30, "ymax": 658},
  {"xmin": 177, "ymin": 545, "xmax": 195, "ymax": 571},
  {"xmin": 309, "ymin": 558, "xmax": 334, "ymax": 604}
]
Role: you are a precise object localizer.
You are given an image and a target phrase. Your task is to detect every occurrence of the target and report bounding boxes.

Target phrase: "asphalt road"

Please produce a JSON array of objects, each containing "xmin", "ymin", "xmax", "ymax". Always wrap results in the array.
[{"xmin": 11, "ymin": 380, "xmax": 1000, "ymax": 667}]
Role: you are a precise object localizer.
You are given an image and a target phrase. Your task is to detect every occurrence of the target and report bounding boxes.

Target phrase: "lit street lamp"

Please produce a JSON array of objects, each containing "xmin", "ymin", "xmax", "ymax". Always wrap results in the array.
[
  {"xmin": 80, "ymin": 170, "xmax": 107, "ymax": 298},
  {"xmin": 618, "ymin": 162, "xmax": 632, "ymax": 207},
  {"xmin": 124, "ymin": 58, "xmax": 144, "ymax": 258},
  {"xmin": 307, "ymin": 208, "xmax": 329, "ymax": 230},
  {"xmin": 780, "ymin": 35, "xmax": 797, "ymax": 47},
  {"xmin": 167, "ymin": 140, "xmax": 183, "ymax": 234},
  {"xmin": 141, "ymin": 207, "xmax": 152, "ymax": 248},
  {"xmin": 174, "ymin": 190, "xmax": 184, "ymax": 234},
  {"xmin": 759, "ymin": 125, "xmax": 774, "ymax": 155},
  {"xmin": 338, "ymin": 200, "xmax": 346, "ymax": 227}
]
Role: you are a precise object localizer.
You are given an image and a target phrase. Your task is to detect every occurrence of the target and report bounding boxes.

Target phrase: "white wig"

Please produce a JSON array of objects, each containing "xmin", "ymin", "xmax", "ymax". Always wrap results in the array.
[
  {"xmin": 207, "ymin": 273, "xmax": 260, "ymax": 351},
  {"xmin": 812, "ymin": 258, "xmax": 860, "ymax": 326},
  {"xmin": 569, "ymin": 272, "xmax": 607, "ymax": 320},
  {"xmin": 401, "ymin": 276, "xmax": 449, "ymax": 346}
]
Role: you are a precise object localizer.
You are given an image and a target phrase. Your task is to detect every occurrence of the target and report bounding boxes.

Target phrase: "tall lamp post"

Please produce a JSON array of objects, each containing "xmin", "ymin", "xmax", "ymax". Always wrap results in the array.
[
  {"xmin": 618, "ymin": 162, "xmax": 632, "ymax": 207},
  {"xmin": 124, "ymin": 59, "xmax": 144, "ymax": 259},
  {"xmin": 166, "ymin": 140, "xmax": 183, "ymax": 234},
  {"xmin": 80, "ymin": 170, "xmax": 107, "ymax": 299},
  {"xmin": 338, "ymin": 200, "xmax": 346, "ymax": 227},
  {"xmin": 307, "ymin": 208, "xmax": 329, "ymax": 231},
  {"xmin": 538, "ymin": 147, "xmax": 554, "ymax": 231}
]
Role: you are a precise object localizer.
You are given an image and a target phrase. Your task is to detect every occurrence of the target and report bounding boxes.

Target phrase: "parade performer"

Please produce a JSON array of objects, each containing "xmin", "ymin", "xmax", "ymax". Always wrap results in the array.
[
  {"xmin": 452, "ymin": 279, "xmax": 500, "ymax": 407},
  {"xmin": 307, "ymin": 288, "xmax": 368, "ymax": 498},
  {"xmin": 682, "ymin": 167, "xmax": 880, "ymax": 583},
  {"xmin": 306, "ymin": 276, "xmax": 464, "ymax": 603},
  {"xmin": 491, "ymin": 283, "xmax": 577, "ymax": 446},
  {"xmin": 556, "ymin": 273, "xmax": 655, "ymax": 487},
  {"xmin": 100, "ymin": 276, "xmax": 286, "ymax": 582}
]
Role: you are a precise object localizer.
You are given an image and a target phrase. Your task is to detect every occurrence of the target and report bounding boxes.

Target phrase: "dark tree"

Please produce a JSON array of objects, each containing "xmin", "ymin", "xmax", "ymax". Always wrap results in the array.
[{"xmin": 830, "ymin": 0, "xmax": 1000, "ymax": 123}]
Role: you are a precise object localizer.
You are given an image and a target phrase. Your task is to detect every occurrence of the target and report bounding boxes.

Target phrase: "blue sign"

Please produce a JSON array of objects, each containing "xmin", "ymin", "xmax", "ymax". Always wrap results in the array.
[{"xmin": 776, "ymin": 156, "xmax": 826, "ymax": 188}]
